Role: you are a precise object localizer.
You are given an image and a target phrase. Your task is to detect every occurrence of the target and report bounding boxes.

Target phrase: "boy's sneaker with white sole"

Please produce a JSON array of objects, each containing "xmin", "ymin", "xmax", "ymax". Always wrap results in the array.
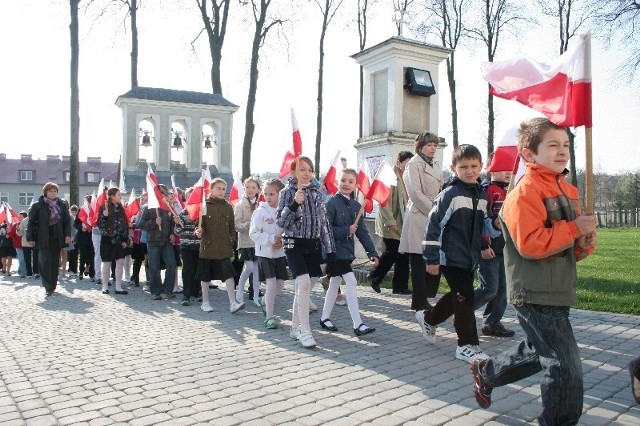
[
  {"xmin": 414, "ymin": 310, "xmax": 437, "ymax": 343},
  {"xmin": 456, "ymin": 344, "xmax": 490, "ymax": 362},
  {"xmin": 297, "ymin": 331, "xmax": 317, "ymax": 348},
  {"xmin": 201, "ymin": 302, "xmax": 213, "ymax": 312},
  {"xmin": 230, "ymin": 301, "xmax": 246, "ymax": 314}
]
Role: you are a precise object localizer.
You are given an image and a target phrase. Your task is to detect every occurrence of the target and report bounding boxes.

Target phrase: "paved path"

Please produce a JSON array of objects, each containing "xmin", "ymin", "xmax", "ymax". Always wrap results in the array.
[{"xmin": 1, "ymin": 274, "xmax": 638, "ymax": 425}]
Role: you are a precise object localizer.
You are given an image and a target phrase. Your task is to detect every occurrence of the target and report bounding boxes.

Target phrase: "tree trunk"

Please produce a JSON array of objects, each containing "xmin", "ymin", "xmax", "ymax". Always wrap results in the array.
[
  {"xmin": 70, "ymin": 0, "xmax": 80, "ymax": 206},
  {"xmin": 568, "ymin": 128, "xmax": 578, "ymax": 186},
  {"xmin": 315, "ymin": 22, "xmax": 327, "ymax": 179},
  {"xmin": 197, "ymin": 0, "xmax": 229, "ymax": 95},
  {"xmin": 446, "ymin": 54, "xmax": 459, "ymax": 148},
  {"xmin": 487, "ymin": 84, "xmax": 494, "ymax": 157},
  {"xmin": 130, "ymin": 0, "xmax": 138, "ymax": 88}
]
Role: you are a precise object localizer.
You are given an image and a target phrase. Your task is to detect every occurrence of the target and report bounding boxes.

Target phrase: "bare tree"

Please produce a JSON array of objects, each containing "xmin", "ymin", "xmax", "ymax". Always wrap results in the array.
[
  {"xmin": 70, "ymin": 0, "xmax": 80, "ymax": 206},
  {"xmin": 311, "ymin": 0, "xmax": 345, "ymax": 178},
  {"xmin": 419, "ymin": 0, "xmax": 467, "ymax": 148},
  {"xmin": 357, "ymin": 0, "xmax": 378, "ymax": 139},
  {"xmin": 194, "ymin": 0, "xmax": 231, "ymax": 95},
  {"xmin": 393, "ymin": 0, "xmax": 415, "ymax": 36},
  {"xmin": 241, "ymin": 0, "xmax": 283, "ymax": 179},
  {"xmin": 597, "ymin": 1, "xmax": 640, "ymax": 79},
  {"xmin": 468, "ymin": 0, "xmax": 525, "ymax": 157}
]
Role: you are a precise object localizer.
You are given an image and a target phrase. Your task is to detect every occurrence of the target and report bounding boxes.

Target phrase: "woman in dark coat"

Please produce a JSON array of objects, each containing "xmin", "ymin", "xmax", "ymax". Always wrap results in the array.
[{"xmin": 26, "ymin": 182, "xmax": 71, "ymax": 297}]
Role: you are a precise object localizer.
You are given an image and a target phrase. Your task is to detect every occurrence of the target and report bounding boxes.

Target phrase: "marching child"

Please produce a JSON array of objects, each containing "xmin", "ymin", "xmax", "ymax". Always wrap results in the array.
[
  {"xmin": 235, "ymin": 176, "xmax": 262, "ymax": 305},
  {"xmin": 249, "ymin": 178, "xmax": 287, "ymax": 329},
  {"xmin": 195, "ymin": 178, "xmax": 244, "ymax": 314},
  {"xmin": 416, "ymin": 144, "xmax": 499, "ymax": 361},
  {"xmin": 98, "ymin": 187, "xmax": 130, "ymax": 295},
  {"xmin": 277, "ymin": 156, "xmax": 335, "ymax": 348},
  {"xmin": 320, "ymin": 168, "xmax": 379, "ymax": 336}
]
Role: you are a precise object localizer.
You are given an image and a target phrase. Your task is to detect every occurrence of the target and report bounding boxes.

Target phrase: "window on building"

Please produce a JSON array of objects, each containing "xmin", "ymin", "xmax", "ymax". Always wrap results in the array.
[
  {"xmin": 86, "ymin": 172, "xmax": 100, "ymax": 183},
  {"xmin": 19, "ymin": 192, "xmax": 35, "ymax": 206},
  {"xmin": 20, "ymin": 170, "xmax": 34, "ymax": 181},
  {"xmin": 64, "ymin": 170, "xmax": 71, "ymax": 182},
  {"xmin": 0, "ymin": 193, "xmax": 8, "ymax": 204}
]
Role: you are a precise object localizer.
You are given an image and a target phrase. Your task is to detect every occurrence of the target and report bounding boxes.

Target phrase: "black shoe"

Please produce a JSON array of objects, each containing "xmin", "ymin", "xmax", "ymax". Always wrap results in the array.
[
  {"xmin": 354, "ymin": 324, "xmax": 375, "ymax": 336},
  {"xmin": 96, "ymin": 279, "xmax": 102, "ymax": 285},
  {"xmin": 134, "ymin": 282, "xmax": 140, "ymax": 287},
  {"xmin": 482, "ymin": 323, "xmax": 515, "ymax": 338},
  {"xmin": 181, "ymin": 298, "xmax": 190, "ymax": 306},
  {"xmin": 34, "ymin": 274, "xmax": 40, "ymax": 279},
  {"xmin": 370, "ymin": 282, "xmax": 381, "ymax": 293},
  {"xmin": 78, "ymin": 276, "xmax": 83, "ymax": 280},
  {"xmin": 320, "ymin": 318, "xmax": 338, "ymax": 332},
  {"xmin": 392, "ymin": 289, "xmax": 412, "ymax": 295},
  {"xmin": 151, "ymin": 294, "xmax": 162, "ymax": 300},
  {"xmin": 209, "ymin": 284, "xmax": 218, "ymax": 289},
  {"xmin": 165, "ymin": 292, "xmax": 176, "ymax": 299},
  {"xmin": 174, "ymin": 289, "xmax": 183, "ymax": 294},
  {"xmin": 115, "ymin": 290, "xmax": 128, "ymax": 295},
  {"xmin": 102, "ymin": 289, "xmax": 110, "ymax": 294},
  {"xmin": 471, "ymin": 359, "xmax": 493, "ymax": 408},
  {"xmin": 45, "ymin": 290, "xmax": 53, "ymax": 297}
]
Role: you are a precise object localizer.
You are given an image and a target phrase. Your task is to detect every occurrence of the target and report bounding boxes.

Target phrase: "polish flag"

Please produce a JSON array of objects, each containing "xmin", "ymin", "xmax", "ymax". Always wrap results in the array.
[
  {"xmin": 486, "ymin": 126, "xmax": 519, "ymax": 173},
  {"xmin": 322, "ymin": 151, "xmax": 341, "ymax": 195},
  {"xmin": 357, "ymin": 161, "xmax": 372, "ymax": 213},
  {"xmin": 185, "ymin": 169, "xmax": 212, "ymax": 221},
  {"xmin": 482, "ymin": 32, "xmax": 591, "ymax": 128},
  {"xmin": 170, "ymin": 175, "xmax": 185, "ymax": 211},
  {"xmin": 77, "ymin": 197, "xmax": 93, "ymax": 230},
  {"xmin": 0, "ymin": 202, "xmax": 20, "ymax": 225},
  {"xmin": 147, "ymin": 164, "xmax": 169, "ymax": 211},
  {"xmin": 279, "ymin": 108, "xmax": 304, "ymax": 178},
  {"xmin": 146, "ymin": 174, "xmax": 161, "ymax": 210},
  {"xmin": 90, "ymin": 178, "xmax": 106, "ymax": 226},
  {"xmin": 124, "ymin": 188, "xmax": 141, "ymax": 221},
  {"xmin": 366, "ymin": 161, "xmax": 397, "ymax": 208},
  {"xmin": 228, "ymin": 175, "xmax": 244, "ymax": 207}
]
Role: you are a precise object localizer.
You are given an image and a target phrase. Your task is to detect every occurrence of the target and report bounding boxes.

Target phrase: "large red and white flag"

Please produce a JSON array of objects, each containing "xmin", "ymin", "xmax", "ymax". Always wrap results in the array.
[
  {"xmin": 77, "ymin": 197, "xmax": 93, "ymax": 230},
  {"xmin": 185, "ymin": 169, "xmax": 211, "ymax": 221},
  {"xmin": 228, "ymin": 175, "xmax": 244, "ymax": 207},
  {"xmin": 90, "ymin": 178, "xmax": 106, "ymax": 226},
  {"xmin": 170, "ymin": 174, "xmax": 185, "ymax": 211},
  {"xmin": 357, "ymin": 161, "xmax": 372, "ymax": 213},
  {"xmin": 124, "ymin": 188, "xmax": 141, "ymax": 221},
  {"xmin": 486, "ymin": 126, "xmax": 519, "ymax": 174},
  {"xmin": 366, "ymin": 161, "xmax": 397, "ymax": 208},
  {"xmin": 279, "ymin": 108, "xmax": 304, "ymax": 178},
  {"xmin": 146, "ymin": 163, "xmax": 169, "ymax": 211},
  {"xmin": 0, "ymin": 202, "xmax": 21, "ymax": 225},
  {"xmin": 322, "ymin": 151, "xmax": 341, "ymax": 195},
  {"xmin": 482, "ymin": 31, "xmax": 592, "ymax": 128}
]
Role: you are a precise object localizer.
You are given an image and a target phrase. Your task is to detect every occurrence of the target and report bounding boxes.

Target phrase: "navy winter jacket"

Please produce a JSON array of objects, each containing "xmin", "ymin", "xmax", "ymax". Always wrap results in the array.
[{"xmin": 325, "ymin": 193, "xmax": 378, "ymax": 261}]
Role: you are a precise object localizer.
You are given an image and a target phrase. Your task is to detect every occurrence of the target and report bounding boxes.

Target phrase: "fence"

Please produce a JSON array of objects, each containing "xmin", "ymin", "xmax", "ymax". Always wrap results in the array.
[{"xmin": 596, "ymin": 209, "xmax": 640, "ymax": 227}]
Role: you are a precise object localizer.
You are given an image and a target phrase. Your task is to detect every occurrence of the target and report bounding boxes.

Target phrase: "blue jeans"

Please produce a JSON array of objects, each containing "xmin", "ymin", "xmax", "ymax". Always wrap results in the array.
[
  {"xmin": 474, "ymin": 255, "xmax": 507, "ymax": 325},
  {"xmin": 147, "ymin": 244, "xmax": 176, "ymax": 296},
  {"xmin": 481, "ymin": 304, "xmax": 583, "ymax": 425},
  {"xmin": 16, "ymin": 248, "xmax": 26, "ymax": 276}
]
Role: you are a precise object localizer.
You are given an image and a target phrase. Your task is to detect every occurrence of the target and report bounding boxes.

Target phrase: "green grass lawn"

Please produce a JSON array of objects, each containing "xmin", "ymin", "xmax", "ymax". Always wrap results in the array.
[{"xmin": 373, "ymin": 227, "xmax": 640, "ymax": 315}]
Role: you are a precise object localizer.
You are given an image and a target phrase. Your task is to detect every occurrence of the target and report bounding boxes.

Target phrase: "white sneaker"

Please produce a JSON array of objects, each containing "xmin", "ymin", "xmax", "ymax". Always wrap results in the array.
[
  {"xmin": 201, "ymin": 302, "xmax": 213, "ymax": 312},
  {"xmin": 290, "ymin": 327, "xmax": 300, "ymax": 340},
  {"xmin": 415, "ymin": 310, "xmax": 436, "ymax": 343},
  {"xmin": 298, "ymin": 331, "xmax": 317, "ymax": 348},
  {"xmin": 456, "ymin": 344, "xmax": 490, "ymax": 362},
  {"xmin": 308, "ymin": 299, "xmax": 318, "ymax": 312},
  {"xmin": 236, "ymin": 289, "xmax": 244, "ymax": 303},
  {"xmin": 230, "ymin": 301, "xmax": 246, "ymax": 314}
]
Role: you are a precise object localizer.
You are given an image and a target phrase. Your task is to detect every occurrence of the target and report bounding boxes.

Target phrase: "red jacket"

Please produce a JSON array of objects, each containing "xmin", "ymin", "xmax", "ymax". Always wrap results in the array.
[{"xmin": 8, "ymin": 224, "xmax": 22, "ymax": 249}]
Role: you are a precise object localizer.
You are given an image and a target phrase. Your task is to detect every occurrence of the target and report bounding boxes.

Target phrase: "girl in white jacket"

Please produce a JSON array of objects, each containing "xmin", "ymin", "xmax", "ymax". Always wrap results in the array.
[{"xmin": 249, "ymin": 179, "xmax": 287, "ymax": 329}]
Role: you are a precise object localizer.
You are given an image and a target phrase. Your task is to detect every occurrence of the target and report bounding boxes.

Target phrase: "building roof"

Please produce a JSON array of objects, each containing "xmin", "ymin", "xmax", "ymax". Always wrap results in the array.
[
  {"xmin": 0, "ymin": 155, "xmax": 118, "ymax": 186},
  {"xmin": 116, "ymin": 86, "xmax": 238, "ymax": 108}
]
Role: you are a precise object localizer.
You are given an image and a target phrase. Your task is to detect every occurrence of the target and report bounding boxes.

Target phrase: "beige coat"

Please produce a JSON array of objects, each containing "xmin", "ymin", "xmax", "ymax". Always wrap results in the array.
[
  {"xmin": 398, "ymin": 154, "xmax": 443, "ymax": 254},
  {"xmin": 375, "ymin": 165, "xmax": 409, "ymax": 240},
  {"xmin": 234, "ymin": 196, "xmax": 257, "ymax": 249}
]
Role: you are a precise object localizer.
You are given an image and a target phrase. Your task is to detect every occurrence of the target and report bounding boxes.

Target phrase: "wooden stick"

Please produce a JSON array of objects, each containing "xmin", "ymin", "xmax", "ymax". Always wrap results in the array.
[
  {"xmin": 156, "ymin": 207, "xmax": 161, "ymax": 231},
  {"xmin": 584, "ymin": 127, "xmax": 594, "ymax": 215}
]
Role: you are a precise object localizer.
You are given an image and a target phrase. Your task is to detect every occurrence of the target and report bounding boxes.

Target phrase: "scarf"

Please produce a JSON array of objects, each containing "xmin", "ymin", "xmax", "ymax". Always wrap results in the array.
[
  {"xmin": 44, "ymin": 197, "xmax": 61, "ymax": 226},
  {"xmin": 418, "ymin": 152, "xmax": 434, "ymax": 167}
]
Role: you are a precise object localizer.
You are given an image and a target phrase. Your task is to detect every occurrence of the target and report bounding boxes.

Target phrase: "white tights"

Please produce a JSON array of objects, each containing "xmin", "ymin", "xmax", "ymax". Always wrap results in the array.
[
  {"xmin": 321, "ymin": 272, "xmax": 363, "ymax": 329},
  {"xmin": 264, "ymin": 278, "xmax": 284, "ymax": 317},
  {"xmin": 101, "ymin": 258, "xmax": 124, "ymax": 291},
  {"xmin": 201, "ymin": 278, "xmax": 236, "ymax": 306},
  {"xmin": 292, "ymin": 274, "xmax": 318, "ymax": 332},
  {"xmin": 236, "ymin": 260, "xmax": 260, "ymax": 302}
]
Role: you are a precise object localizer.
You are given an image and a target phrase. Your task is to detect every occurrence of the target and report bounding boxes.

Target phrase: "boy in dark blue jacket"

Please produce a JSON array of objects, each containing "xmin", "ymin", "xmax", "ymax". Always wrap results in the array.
[
  {"xmin": 416, "ymin": 144, "xmax": 499, "ymax": 361},
  {"xmin": 321, "ymin": 168, "xmax": 379, "ymax": 336}
]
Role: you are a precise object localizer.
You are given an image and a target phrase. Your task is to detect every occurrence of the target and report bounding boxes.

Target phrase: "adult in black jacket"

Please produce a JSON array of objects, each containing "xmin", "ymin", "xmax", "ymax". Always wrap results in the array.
[{"xmin": 26, "ymin": 182, "xmax": 71, "ymax": 297}]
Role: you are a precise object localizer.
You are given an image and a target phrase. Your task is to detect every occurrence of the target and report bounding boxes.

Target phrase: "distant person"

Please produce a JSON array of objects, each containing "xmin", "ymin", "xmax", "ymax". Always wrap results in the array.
[
  {"xmin": 368, "ymin": 150, "xmax": 413, "ymax": 294},
  {"xmin": 235, "ymin": 176, "xmax": 262, "ymax": 305},
  {"xmin": 97, "ymin": 188, "xmax": 130, "ymax": 295},
  {"xmin": 469, "ymin": 118, "xmax": 598, "ymax": 425},
  {"xmin": 399, "ymin": 132, "xmax": 443, "ymax": 310},
  {"xmin": 74, "ymin": 196, "xmax": 95, "ymax": 281},
  {"xmin": 176, "ymin": 187, "xmax": 202, "ymax": 306},
  {"xmin": 17, "ymin": 211, "xmax": 32, "ymax": 278},
  {"xmin": 415, "ymin": 144, "xmax": 497, "ymax": 362},
  {"xmin": 0, "ymin": 221, "xmax": 16, "ymax": 276},
  {"xmin": 26, "ymin": 182, "xmax": 72, "ymax": 297},
  {"xmin": 249, "ymin": 178, "xmax": 287, "ymax": 329},
  {"xmin": 473, "ymin": 155, "xmax": 516, "ymax": 338}
]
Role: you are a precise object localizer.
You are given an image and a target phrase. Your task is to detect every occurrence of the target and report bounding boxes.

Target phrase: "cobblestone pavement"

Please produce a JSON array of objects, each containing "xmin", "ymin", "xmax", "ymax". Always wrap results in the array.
[{"xmin": 1, "ymin": 273, "xmax": 639, "ymax": 425}]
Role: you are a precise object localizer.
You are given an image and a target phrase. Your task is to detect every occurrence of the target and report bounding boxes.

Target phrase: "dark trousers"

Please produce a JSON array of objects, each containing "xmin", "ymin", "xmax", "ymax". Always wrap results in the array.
[
  {"xmin": 39, "ymin": 246, "xmax": 62, "ymax": 292},
  {"xmin": 32, "ymin": 248, "xmax": 40, "ymax": 275},
  {"xmin": 23, "ymin": 247, "xmax": 33, "ymax": 276},
  {"xmin": 424, "ymin": 265, "xmax": 478, "ymax": 347},
  {"xmin": 132, "ymin": 258, "xmax": 143, "ymax": 284},
  {"xmin": 410, "ymin": 253, "xmax": 440, "ymax": 311},
  {"xmin": 67, "ymin": 248, "xmax": 78, "ymax": 273},
  {"xmin": 147, "ymin": 244, "xmax": 176, "ymax": 296},
  {"xmin": 369, "ymin": 238, "xmax": 410, "ymax": 291},
  {"xmin": 77, "ymin": 242, "xmax": 95, "ymax": 279},
  {"xmin": 180, "ymin": 247, "xmax": 200, "ymax": 299},
  {"xmin": 480, "ymin": 304, "xmax": 583, "ymax": 425}
]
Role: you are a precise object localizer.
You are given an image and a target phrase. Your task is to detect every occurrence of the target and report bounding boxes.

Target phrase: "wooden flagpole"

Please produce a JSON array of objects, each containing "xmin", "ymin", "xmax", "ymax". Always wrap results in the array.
[{"xmin": 583, "ymin": 33, "xmax": 594, "ymax": 215}]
